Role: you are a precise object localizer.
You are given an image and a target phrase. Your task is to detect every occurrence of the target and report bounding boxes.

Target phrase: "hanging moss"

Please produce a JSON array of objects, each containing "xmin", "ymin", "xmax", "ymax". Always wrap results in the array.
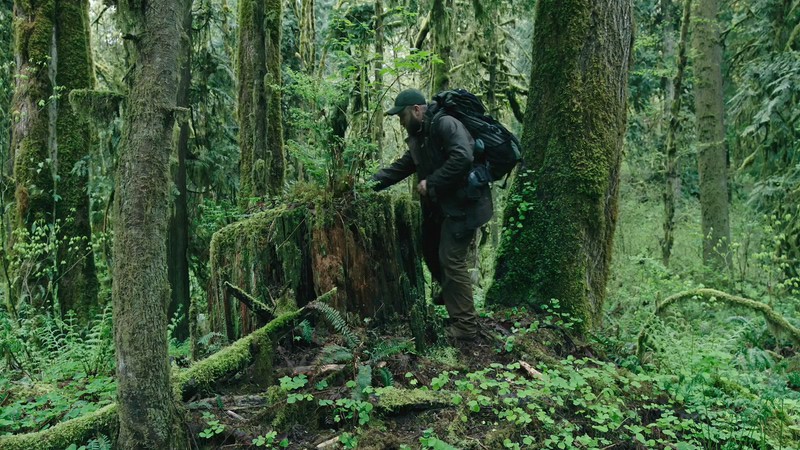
[
  {"xmin": 486, "ymin": 0, "xmax": 633, "ymax": 334},
  {"xmin": 68, "ymin": 89, "xmax": 125, "ymax": 122}
]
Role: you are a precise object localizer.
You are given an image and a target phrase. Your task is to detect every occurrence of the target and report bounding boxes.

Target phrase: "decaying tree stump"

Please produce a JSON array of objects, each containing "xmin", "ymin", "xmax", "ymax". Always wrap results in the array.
[{"xmin": 204, "ymin": 194, "xmax": 426, "ymax": 342}]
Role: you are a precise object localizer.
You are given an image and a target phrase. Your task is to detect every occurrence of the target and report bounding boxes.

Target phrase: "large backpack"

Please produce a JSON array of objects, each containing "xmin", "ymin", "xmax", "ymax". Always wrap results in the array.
[{"xmin": 430, "ymin": 89, "xmax": 522, "ymax": 184}]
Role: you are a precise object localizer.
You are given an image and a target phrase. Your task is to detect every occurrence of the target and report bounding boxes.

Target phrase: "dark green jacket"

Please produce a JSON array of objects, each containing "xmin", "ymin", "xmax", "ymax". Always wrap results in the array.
[{"xmin": 373, "ymin": 111, "xmax": 493, "ymax": 235}]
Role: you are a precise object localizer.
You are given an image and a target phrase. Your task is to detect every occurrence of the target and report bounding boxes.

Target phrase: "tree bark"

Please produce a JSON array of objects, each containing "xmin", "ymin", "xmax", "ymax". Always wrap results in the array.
[
  {"xmin": 430, "ymin": 0, "xmax": 452, "ymax": 94},
  {"xmin": 661, "ymin": 0, "xmax": 691, "ymax": 266},
  {"xmin": 54, "ymin": 0, "xmax": 98, "ymax": 322},
  {"xmin": 113, "ymin": 0, "xmax": 188, "ymax": 448},
  {"xmin": 265, "ymin": 0, "xmax": 285, "ymax": 196},
  {"xmin": 487, "ymin": 0, "xmax": 633, "ymax": 333},
  {"xmin": 692, "ymin": 0, "xmax": 730, "ymax": 268},
  {"xmin": 168, "ymin": 0, "xmax": 193, "ymax": 342},
  {"xmin": 11, "ymin": 0, "xmax": 56, "ymax": 311},
  {"xmin": 237, "ymin": 0, "xmax": 267, "ymax": 203}
]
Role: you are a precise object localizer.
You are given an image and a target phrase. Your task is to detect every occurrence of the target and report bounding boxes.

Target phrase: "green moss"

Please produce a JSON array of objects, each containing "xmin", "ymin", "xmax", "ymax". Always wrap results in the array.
[
  {"xmin": 174, "ymin": 308, "xmax": 303, "ymax": 400},
  {"xmin": 0, "ymin": 404, "xmax": 117, "ymax": 450},
  {"xmin": 53, "ymin": 0, "xmax": 98, "ymax": 321},
  {"xmin": 373, "ymin": 387, "xmax": 453, "ymax": 412},
  {"xmin": 486, "ymin": 0, "xmax": 631, "ymax": 334},
  {"xmin": 68, "ymin": 89, "xmax": 124, "ymax": 121},
  {"xmin": 207, "ymin": 206, "xmax": 309, "ymax": 339}
]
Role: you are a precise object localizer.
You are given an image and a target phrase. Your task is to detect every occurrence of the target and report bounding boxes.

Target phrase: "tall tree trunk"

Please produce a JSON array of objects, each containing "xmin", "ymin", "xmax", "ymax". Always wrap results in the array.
[
  {"xmin": 113, "ymin": 0, "xmax": 187, "ymax": 448},
  {"xmin": 168, "ymin": 0, "xmax": 193, "ymax": 342},
  {"xmin": 692, "ymin": 0, "xmax": 730, "ymax": 268},
  {"xmin": 430, "ymin": 0, "xmax": 452, "ymax": 94},
  {"xmin": 237, "ymin": 0, "xmax": 267, "ymax": 203},
  {"xmin": 1, "ymin": 0, "xmax": 16, "ymax": 315},
  {"xmin": 265, "ymin": 0, "xmax": 284, "ymax": 195},
  {"xmin": 299, "ymin": 0, "xmax": 315, "ymax": 72},
  {"xmin": 11, "ymin": 0, "xmax": 55, "ymax": 311},
  {"xmin": 54, "ymin": 0, "xmax": 98, "ymax": 322},
  {"xmin": 662, "ymin": 0, "xmax": 691, "ymax": 266},
  {"xmin": 487, "ymin": 0, "xmax": 633, "ymax": 333},
  {"xmin": 372, "ymin": 0, "xmax": 384, "ymax": 155}
]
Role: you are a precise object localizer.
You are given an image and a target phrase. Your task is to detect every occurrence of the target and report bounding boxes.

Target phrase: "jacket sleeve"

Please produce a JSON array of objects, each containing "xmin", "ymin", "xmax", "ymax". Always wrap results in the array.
[
  {"xmin": 425, "ymin": 116, "xmax": 473, "ymax": 193},
  {"xmin": 371, "ymin": 150, "xmax": 416, "ymax": 191}
]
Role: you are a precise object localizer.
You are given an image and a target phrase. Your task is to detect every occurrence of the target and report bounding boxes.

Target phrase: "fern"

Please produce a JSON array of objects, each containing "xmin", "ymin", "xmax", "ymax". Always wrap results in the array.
[
  {"xmin": 367, "ymin": 338, "xmax": 414, "ymax": 363},
  {"xmin": 377, "ymin": 366, "xmax": 393, "ymax": 387},
  {"xmin": 316, "ymin": 344, "xmax": 354, "ymax": 365},
  {"xmin": 296, "ymin": 319, "xmax": 314, "ymax": 343},
  {"xmin": 354, "ymin": 364, "xmax": 372, "ymax": 400},
  {"xmin": 86, "ymin": 434, "xmax": 112, "ymax": 450},
  {"xmin": 306, "ymin": 301, "xmax": 360, "ymax": 348}
]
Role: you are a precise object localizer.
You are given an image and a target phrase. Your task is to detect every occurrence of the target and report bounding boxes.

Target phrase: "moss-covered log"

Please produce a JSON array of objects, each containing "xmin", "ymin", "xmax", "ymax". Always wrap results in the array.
[
  {"xmin": 487, "ymin": 0, "xmax": 633, "ymax": 333},
  {"xmin": 0, "ymin": 404, "xmax": 117, "ymax": 450},
  {"xmin": 0, "ymin": 308, "xmax": 312, "ymax": 449},
  {"xmin": 206, "ymin": 194, "xmax": 424, "ymax": 340}
]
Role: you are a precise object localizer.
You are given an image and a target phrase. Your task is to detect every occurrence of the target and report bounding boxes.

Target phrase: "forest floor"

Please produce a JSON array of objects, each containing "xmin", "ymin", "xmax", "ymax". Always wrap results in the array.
[{"xmin": 180, "ymin": 310, "xmax": 715, "ymax": 450}]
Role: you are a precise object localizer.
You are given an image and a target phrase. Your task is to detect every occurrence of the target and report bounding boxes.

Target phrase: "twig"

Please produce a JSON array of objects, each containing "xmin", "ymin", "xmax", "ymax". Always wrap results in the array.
[
  {"xmin": 224, "ymin": 410, "xmax": 246, "ymax": 421},
  {"xmin": 519, "ymin": 360, "xmax": 542, "ymax": 379},
  {"xmin": 316, "ymin": 436, "xmax": 340, "ymax": 448}
]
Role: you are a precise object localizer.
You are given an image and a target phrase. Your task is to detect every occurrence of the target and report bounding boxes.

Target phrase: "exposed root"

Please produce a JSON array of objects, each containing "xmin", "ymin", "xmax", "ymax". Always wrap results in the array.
[{"xmin": 636, "ymin": 288, "xmax": 800, "ymax": 361}]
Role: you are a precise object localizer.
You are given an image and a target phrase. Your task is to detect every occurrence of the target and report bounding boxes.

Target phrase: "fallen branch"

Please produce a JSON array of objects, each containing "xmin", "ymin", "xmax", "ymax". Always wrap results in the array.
[
  {"xmin": 225, "ymin": 410, "xmax": 246, "ymax": 421},
  {"xmin": 519, "ymin": 360, "xmax": 543, "ymax": 379},
  {"xmin": 224, "ymin": 281, "xmax": 275, "ymax": 322},
  {"xmin": 636, "ymin": 288, "xmax": 800, "ymax": 361},
  {"xmin": 276, "ymin": 364, "xmax": 346, "ymax": 378}
]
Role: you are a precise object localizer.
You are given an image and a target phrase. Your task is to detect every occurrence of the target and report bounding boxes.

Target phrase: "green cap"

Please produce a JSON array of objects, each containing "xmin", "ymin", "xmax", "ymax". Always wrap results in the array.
[{"xmin": 385, "ymin": 89, "xmax": 426, "ymax": 115}]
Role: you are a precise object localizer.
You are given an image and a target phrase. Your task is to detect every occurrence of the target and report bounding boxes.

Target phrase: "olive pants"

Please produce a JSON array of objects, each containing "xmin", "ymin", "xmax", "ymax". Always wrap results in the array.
[{"xmin": 422, "ymin": 214, "xmax": 478, "ymax": 340}]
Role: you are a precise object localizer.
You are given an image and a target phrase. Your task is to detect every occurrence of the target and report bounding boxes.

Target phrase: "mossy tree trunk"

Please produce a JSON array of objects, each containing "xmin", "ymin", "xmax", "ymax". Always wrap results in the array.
[
  {"xmin": 53, "ymin": 0, "xmax": 98, "ymax": 322},
  {"xmin": 430, "ymin": 0, "xmax": 452, "ymax": 94},
  {"xmin": 237, "ymin": 0, "xmax": 266, "ymax": 203},
  {"xmin": 112, "ymin": 0, "xmax": 188, "ymax": 448},
  {"xmin": 238, "ymin": 0, "xmax": 284, "ymax": 202},
  {"xmin": 168, "ymin": 0, "xmax": 193, "ymax": 341},
  {"xmin": 11, "ymin": 0, "xmax": 56, "ymax": 310},
  {"xmin": 265, "ymin": 0, "xmax": 284, "ymax": 195},
  {"xmin": 487, "ymin": 0, "xmax": 633, "ymax": 333},
  {"xmin": 10, "ymin": 0, "xmax": 98, "ymax": 320},
  {"xmin": 662, "ymin": 0, "xmax": 691, "ymax": 266},
  {"xmin": 371, "ymin": 0, "xmax": 384, "ymax": 154},
  {"xmin": 692, "ymin": 0, "xmax": 731, "ymax": 269},
  {"xmin": 299, "ymin": 0, "xmax": 315, "ymax": 72}
]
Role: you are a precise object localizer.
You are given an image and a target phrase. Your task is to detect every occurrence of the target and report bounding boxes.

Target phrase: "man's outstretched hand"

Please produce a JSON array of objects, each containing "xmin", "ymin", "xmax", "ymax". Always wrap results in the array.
[{"xmin": 417, "ymin": 179, "xmax": 428, "ymax": 196}]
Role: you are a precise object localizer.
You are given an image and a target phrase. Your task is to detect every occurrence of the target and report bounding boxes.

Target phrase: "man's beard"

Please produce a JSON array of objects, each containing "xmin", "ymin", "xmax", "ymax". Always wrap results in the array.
[{"xmin": 404, "ymin": 116, "xmax": 423, "ymax": 134}]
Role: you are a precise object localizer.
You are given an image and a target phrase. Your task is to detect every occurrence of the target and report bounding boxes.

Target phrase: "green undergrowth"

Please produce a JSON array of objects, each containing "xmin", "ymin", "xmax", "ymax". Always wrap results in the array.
[{"xmin": 0, "ymin": 307, "xmax": 116, "ymax": 436}]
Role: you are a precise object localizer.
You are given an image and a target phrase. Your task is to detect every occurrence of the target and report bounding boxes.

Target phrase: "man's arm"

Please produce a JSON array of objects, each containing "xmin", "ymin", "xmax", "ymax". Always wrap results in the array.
[
  {"xmin": 425, "ymin": 116, "xmax": 473, "ymax": 193},
  {"xmin": 371, "ymin": 150, "xmax": 416, "ymax": 191}
]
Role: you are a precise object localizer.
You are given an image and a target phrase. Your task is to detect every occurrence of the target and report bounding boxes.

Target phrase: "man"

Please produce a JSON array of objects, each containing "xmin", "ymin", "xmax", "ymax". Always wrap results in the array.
[{"xmin": 372, "ymin": 88, "xmax": 492, "ymax": 341}]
